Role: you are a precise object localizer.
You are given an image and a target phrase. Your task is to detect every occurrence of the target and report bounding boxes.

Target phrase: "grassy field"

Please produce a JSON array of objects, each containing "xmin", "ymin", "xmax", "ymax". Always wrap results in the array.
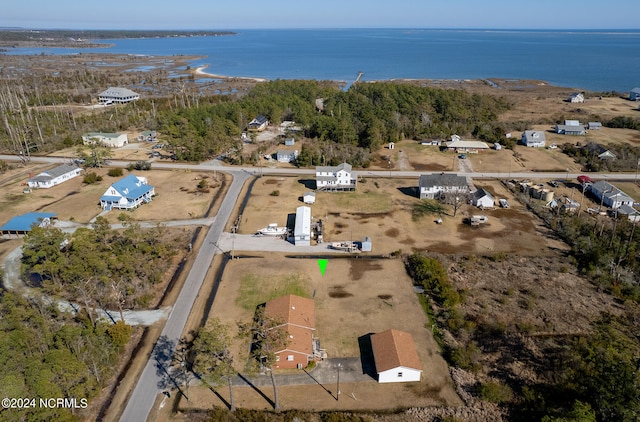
[{"xmin": 235, "ymin": 272, "xmax": 311, "ymax": 311}]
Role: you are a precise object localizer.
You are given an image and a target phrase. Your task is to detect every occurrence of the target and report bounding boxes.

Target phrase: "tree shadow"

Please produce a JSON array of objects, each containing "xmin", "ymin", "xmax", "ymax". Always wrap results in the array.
[
  {"xmin": 397, "ymin": 186, "xmax": 418, "ymax": 198},
  {"xmin": 297, "ymin": 179, "xmax": 317, "ymax": 190},
  {"xmin": 236, "ymin": 373, "xmax": 275, "ymax": 408},
  {"xmin": 153, "ymin": 335, "xmax": 185, "ymax": 395},
  {"xmin": 302, "ymin": 368, "xmax": 336, "ymax": 400},
  {"xmin": 357, "ymin": 333, "xmax": 378, "ymax": 380}
]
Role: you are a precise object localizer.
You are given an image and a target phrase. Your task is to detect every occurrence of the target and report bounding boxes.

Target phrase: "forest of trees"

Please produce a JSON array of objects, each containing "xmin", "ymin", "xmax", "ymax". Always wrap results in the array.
[
  {"xmin": 0, "ymin": 289, "xmax": 130, "ymax": 421},
  {"xmin": 0, "ymin": 79, "xmax": 512, "ymax": 166},
  {"xmin": 21, "ymin": 218, "xmax": 184, "ymax": 313}
]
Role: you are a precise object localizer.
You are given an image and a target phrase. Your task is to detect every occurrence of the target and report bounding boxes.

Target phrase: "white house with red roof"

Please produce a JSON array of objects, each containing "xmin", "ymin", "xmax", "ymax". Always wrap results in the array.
[{"xmin": 371, "ymin": 329, "xmax": 423, "ymax": 383}]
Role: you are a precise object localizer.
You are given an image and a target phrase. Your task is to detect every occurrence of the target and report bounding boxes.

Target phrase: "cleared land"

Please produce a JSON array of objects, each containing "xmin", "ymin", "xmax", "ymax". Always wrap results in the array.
[
  {"xmin": 171, "ymin": 254, "xmax": 462, "ymax": 414},
  {"xmin": 238, "ymin": 176, "xmax": 566, "ymax": 256}
]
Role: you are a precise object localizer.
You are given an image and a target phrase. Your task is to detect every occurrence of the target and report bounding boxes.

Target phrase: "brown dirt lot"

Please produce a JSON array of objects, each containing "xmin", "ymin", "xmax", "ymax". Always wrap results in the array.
[{"xmin": 239, "ymin": 176, "xmax": 563, "ymax": 256}]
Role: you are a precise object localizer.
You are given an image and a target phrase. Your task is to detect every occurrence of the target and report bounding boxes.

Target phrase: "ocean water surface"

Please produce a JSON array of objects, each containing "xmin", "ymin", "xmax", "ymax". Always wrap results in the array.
[{"xmin": 6, "ymin": 29, "xmax": 640, "ymax": 92}]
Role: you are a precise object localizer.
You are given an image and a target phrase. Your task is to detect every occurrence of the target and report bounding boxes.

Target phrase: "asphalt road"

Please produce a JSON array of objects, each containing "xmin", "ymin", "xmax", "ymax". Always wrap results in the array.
[
  {"xmin": 3, "ymin": 154, "xmax": 640, "ymax": 182},
  {"xmin": 119, "ymin": 170, "xmax": 250, "ymax": 422}
]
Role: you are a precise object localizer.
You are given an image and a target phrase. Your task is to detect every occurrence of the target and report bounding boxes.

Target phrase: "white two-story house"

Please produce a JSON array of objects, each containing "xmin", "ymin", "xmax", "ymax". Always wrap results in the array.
[{"xmin": 315, "ymin": 163, "xmax": 356, "ymax": 191}]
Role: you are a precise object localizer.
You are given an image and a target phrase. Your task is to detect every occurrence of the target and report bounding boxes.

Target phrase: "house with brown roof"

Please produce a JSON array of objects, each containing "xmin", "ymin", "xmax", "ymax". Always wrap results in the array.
[
  {"xmin": 265, "ymin": 295, "xmax": 318, "ymax": 369},
  {"xmin": 371, "ymin": 329, "xmax": 423, "ymax": 383}
]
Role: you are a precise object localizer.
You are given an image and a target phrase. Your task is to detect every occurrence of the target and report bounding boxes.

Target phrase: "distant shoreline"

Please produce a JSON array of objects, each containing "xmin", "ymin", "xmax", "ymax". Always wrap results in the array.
[{"xmin": 193, "ymin": 65, "xmax": 267, "ymax": 82}]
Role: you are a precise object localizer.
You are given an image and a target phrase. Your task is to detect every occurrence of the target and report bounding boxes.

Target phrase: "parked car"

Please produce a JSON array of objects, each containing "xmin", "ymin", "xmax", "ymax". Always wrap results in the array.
[
  {"xmin": 459, "ymin": 154, "xmax": 467, "ymax": 159},
  {"xmin": 548, "ymin": 180, "xmax": 559, "ymax": 187}
]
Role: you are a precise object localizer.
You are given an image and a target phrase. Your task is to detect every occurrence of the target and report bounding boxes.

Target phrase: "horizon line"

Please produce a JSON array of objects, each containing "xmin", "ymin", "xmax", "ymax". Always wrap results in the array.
[{"xmin": 2, "ymin": 26, "xmax": 640, "ymax": 32}]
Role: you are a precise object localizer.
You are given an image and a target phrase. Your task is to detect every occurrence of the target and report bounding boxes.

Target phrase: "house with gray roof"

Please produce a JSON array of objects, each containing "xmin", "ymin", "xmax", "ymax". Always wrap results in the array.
[
  {"xmin": 629, "ymin": 87, "xmax": 640, "ymax": 101},
  {"xmin": 276, "ymin": 149, "xmax": 298, "ymax": 163},
  {"xmin": 247, "ymin": 115, "xmax": 269, "ymax": 131},
  {"xmin": 82, "ymin": 132, "xmax": 129, "ymax": 148},
  {"xmin": 473, "ymin": 188, "xmax": 495, "ymax": 209},
  {"xmin": 27, "ymin": 164, "xmax": 82, "ymax": 189},
  {"xmin": 100, "ymin": 174, "xmax": 155, "ymax": 210},
  {"xmin": 418, "ymin": 173, "xmax": 470, "ymax": 199},
  {"xmin": 616, "ymin": 204, "xmax": 640, "ymax": 222},
  {"xmin": 589, "ymin": 181, "xmax": 634, "ymax": 209},
  {"xmin": 315, "ymin": 163, "xmax": 356, "ymax": 191},
  {"xmin": 555, "ymin": 124, "xmax": 586, "ymax": 136},
  {"xmin": 568, "ymin": 92, "xmax": 584, "ymax": 103},
  {"xmin": 98, "ymin": 87, "xmax": 139, "ymax": 104},
  {"xmin": 521, "ymin": 130, "xmax": 546, "ymax": 147}
]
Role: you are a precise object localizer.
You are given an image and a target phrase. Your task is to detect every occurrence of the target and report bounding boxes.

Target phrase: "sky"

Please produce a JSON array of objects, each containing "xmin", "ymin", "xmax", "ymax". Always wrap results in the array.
[{"xmin": 2, "ymin": 0, "xmax": 639, "ymax": 30}]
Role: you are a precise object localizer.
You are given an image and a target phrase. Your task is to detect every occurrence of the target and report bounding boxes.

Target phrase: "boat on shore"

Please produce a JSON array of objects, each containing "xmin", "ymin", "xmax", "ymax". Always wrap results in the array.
[
  {"xmin": 329, "ymin": 241, "xmax": 360, "ymax": 252},
  {"xmin": 257, "ymin": 223, "xmax": 288, "ymax": 236}
]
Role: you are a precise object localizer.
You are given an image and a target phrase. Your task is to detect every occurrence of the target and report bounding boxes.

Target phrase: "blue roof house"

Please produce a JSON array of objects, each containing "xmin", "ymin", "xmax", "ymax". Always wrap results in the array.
[{"xmin": 100, "ymin": 174, "xmax": 155, "ymax": 210}]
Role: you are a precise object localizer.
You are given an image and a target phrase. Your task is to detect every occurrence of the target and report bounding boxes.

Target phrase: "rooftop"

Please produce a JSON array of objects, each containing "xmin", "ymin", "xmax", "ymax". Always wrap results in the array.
[{"xmin": 371, "ymin": 329, "xmax": 423, "ymax": 373}]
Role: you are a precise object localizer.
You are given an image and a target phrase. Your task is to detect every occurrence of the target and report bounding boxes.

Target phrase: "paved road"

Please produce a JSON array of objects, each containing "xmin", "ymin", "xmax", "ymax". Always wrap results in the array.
[
  {"xmin": 2, "ymin": 153, "xmax": 640, "ymax": 182},
  {"xmin": 120, "ymin": 170, "xmax": 250, "ymax": 422}
]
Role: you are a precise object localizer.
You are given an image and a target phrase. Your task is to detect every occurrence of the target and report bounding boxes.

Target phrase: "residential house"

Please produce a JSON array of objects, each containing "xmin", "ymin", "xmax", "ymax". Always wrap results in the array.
[
  {"xmin": 100, "ymin": 174, "xmax": 155, "ymax": 210},
  {"xmin": 521, "ymin": 130, "xmax": 546, "ymax": 147},
  {"xmin": 371, "ymin": 329, "xmax": 423, "ymax": 383},
  {"xmin": 276, "ymin": 149, "xmax": 299, "ymax": 163},
  {"xmin": 629, "ymin": 87, "xmax": 640, "ymax": 101},
  {"xmin": 293, "ymin": 206, "xmax": 311, "ymax": 246},
  {"xmin": 555, "ymin": 122, "xmax": 586, "ymax": 135},
  {"xmin": 82, "ymin": 132, "xmax": 128, "ymax": 148},
  {"xmin": 445, "ymin": 135, "xmax": 490, "ymax": 153},
  {"xmin": 616, "ymin": 204, "xmax": 640, "ymax": 222},
  {"xmin": 418, "ymin": 173, "xmax": 470, "ymax": 200},
  {"xmin": 568, "ymin": 92, "xmax": 584, "ymax": 103},
  {"xmin": 1, "ymin": 212, "xmax": 56, "ymax": 237},
  {"xmin": 589, "ymin": 181, "xmax": 634, "ymax": 209},
  {"xmin": 315, "ymin": 163, "xmax": 356, "ymax": 191},
  {"xmin": 27, "ymin": 164, "xmax": 82, "ymax": 189},
  {"xmin": 473, "ymin": 188, "xmax": 495, "ymax": 209},
  {"xmin": 98, "ymin": 87, "xmax": 139, "ymax": 104},
  {"xmin": 584, "ymin": 143, "xmax": 617, "ymax": 160},
  {"xmin": 247, "ymin": 115, "xmax": 269, "ymax": 131},
  {"xmin": 264, "ymin": 295, "xmax": 317, "ymax": 369}
]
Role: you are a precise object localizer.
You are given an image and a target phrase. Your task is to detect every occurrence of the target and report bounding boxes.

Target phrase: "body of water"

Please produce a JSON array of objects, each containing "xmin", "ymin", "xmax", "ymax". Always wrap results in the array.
[{"xmin": 6, "ymin": 29, "xmax": 640, "ymax": 92}]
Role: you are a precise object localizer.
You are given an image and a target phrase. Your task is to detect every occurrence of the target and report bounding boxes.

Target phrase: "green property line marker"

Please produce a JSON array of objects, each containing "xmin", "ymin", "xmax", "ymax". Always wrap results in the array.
[{"xmin": 317, "ymin": 259, "xmax": 328, "ymax": 277}]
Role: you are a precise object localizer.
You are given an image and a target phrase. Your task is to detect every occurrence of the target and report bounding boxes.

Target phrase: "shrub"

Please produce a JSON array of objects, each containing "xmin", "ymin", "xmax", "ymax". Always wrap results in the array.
[
  {"xmin": 197, "ymin": 179, "xmax": 208, "ymax": 190},
  {"xmin": 270, "ymin": 190, "xmax": 280, "ymax": 196},
  {"xmin": 83, "ymin": 172, "xmax": 102, "ymax": 184},
  {"xmin": 107, "ymin": 320, "xmax": 132, "ymax": 348},
  {"xmin": 107, "ymin": 168, "xmax": 123, "ymax": 177},
  {"xmin": 480, "ymin": 381, "xmax": 514, "ymax": 403}
]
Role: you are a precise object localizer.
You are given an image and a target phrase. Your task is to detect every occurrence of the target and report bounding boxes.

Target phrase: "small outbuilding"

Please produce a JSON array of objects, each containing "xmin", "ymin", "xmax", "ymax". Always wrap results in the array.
[
  {"xmin": 284, "ymin": 138, "xmax": 295, "ymax": 146},
  {"xmin": 303, "ymin": 191, "xmax": 316, "ymax": 204},
  {"xmin": 371, "ymin": 329, "xmax": 423, "ymax": 383}
]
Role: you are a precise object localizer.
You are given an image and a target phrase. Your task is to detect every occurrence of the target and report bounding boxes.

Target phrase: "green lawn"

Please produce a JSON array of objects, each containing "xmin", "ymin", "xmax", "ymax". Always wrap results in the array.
[{"xmin": 235, "ymin": 272, "xmax": 311, "ymax": 311}]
